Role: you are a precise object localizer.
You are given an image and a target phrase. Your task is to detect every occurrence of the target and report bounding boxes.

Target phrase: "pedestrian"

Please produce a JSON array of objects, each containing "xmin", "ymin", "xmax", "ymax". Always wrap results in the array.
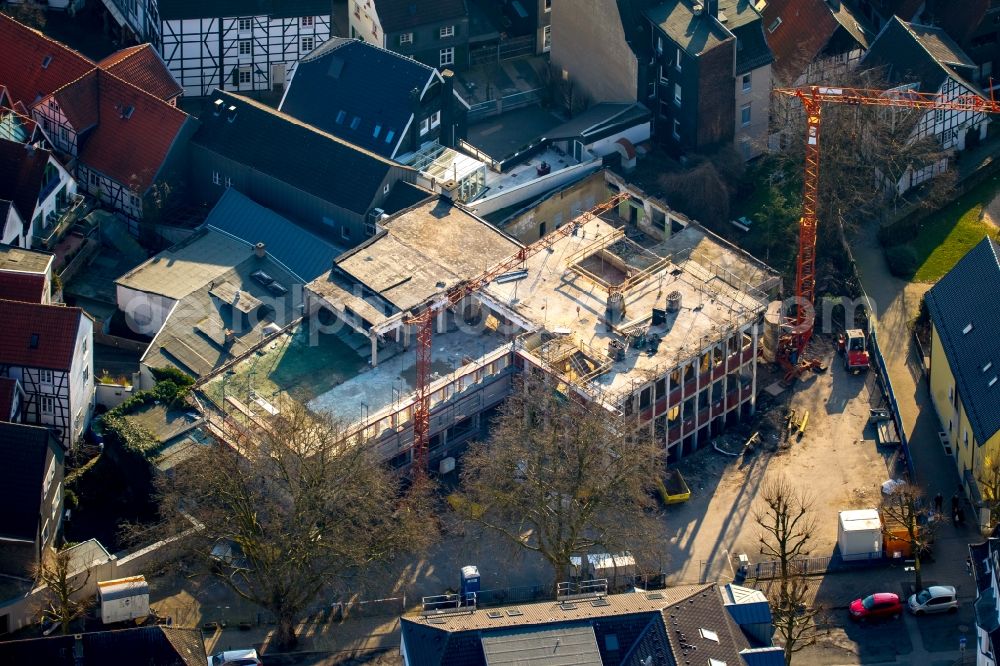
[
  {"xmin": 952, "ymin": 493, "xmax": 960, "ymax": 514},
  {"xmin": 957, "ymin": 506, "xmax": 966, "ymax": 527},
  {"xmin": 934, "ymin": 493, "xmax": 943, "ymax": 512}
]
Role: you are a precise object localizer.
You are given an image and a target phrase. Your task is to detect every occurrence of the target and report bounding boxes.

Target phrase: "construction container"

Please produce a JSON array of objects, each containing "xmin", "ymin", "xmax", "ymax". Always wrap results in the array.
[
  {"xmin": 97, "ymin": 576, "xmax": 150, "ymax": 625},
  {"xmin": 838, "ymin": 509, "xmax": 883, "ymax": 561},
  {"xmin": 655, "ymin": 469, "xmax": 691, "ymax": 504},
  {"xmin": 881, "ymin": 512, "xmax": 923, "ymax": 560},
  {"xmin": 588, "ymin": 552, "xmax": 636, "ymax": 590}
]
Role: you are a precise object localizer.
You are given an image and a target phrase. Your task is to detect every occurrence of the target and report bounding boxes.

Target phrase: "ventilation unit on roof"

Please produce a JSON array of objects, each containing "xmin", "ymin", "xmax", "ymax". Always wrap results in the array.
[{"xmin": 213, "ymin": 99, "xmax": 224, "ymax": 115}]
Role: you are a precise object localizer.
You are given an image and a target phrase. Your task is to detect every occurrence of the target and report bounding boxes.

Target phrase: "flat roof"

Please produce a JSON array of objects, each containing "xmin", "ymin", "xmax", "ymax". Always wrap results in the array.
[
  {"xmin": 331, "ymin": 198, "xmax": 520, "ymax": 313},
  {"xmin": 484, "ymin": 220, "xmax": 770, "ymax": 395},
  {"xmin": 0, "ymin": 243, "xmax": 52, "ymax": 274},
  {"xmin": 116, "ymin": 228, "xmax": 253, "ymax": 300}
]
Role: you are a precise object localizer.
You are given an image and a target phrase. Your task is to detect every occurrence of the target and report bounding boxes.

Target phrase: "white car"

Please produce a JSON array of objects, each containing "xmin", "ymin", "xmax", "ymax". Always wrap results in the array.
[
  {"xmin": 907, "ymin": 585, "xmax": 958, "ymax": 615},
  {"xmin": 208, "ymin": 648, "xmax": 262, "ymax": 666}
]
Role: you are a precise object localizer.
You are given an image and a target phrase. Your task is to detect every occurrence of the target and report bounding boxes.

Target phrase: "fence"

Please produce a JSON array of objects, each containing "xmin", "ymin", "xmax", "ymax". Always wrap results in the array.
[
  {"xmin": 869, "ymin": 326, "xmax": 916, "ymax": 480},
  {"xmin": 468, "ymin": 88, "xmax": 544, "ymax": 122},
  {"xmin": 469, "ymin": 34, "xmax": 536, "ymax": 66}
]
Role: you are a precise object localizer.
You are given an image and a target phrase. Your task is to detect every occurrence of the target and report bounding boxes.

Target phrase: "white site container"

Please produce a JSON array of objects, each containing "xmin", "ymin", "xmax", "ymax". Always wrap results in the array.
[
  {"xmin": 838, "ymin": 509, "xmax": 883, "ymax": 561},
  {"xmin": 97, "ymin": 575, "xmax": 150, "ymax": 624}
]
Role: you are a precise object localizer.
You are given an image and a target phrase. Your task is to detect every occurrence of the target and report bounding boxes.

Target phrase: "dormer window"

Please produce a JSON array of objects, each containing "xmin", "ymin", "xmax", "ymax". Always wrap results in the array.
[
  {"xmin": 963, "ymin": 322, "xmax": 974, "ymax": 334},
  {"xmin": 41, "ymin": 55, "xmax": 52, "ymax": 69}
]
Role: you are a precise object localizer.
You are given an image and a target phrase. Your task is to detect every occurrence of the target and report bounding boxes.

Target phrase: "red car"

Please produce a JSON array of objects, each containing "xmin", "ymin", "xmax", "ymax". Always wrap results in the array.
[{"xmin": 850, "ymin": 593, "xmax": 902, "ymax": 621}]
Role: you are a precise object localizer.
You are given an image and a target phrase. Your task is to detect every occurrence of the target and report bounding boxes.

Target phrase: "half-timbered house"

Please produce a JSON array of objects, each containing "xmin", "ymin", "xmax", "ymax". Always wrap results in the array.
[
  {"xmin": 0, "ymin": 299, "xmax": 94, "ymax": 450},
  {"xmin": 97, "ymin": 0, "xmax": 332, "ymax": 97},
  {"xmin": 861, "ymin": 17, "xmax": 990, "ymax": 192},
  {"xmin": 0, "ymin": 138, "xmax": 77, "ymax": 249}
]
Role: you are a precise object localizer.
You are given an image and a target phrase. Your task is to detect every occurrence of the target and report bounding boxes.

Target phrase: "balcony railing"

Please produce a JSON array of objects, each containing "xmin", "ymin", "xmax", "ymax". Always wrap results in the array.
[{"xmin": 33, "ymin": 194, "xmax": 90, "ymax": 250}]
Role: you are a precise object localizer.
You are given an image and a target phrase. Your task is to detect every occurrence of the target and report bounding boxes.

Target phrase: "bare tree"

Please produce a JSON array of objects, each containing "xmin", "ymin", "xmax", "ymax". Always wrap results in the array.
[
  {"xmin": 754, "ymin": 476, "xmax": 819, "ymax": 666},
  {"xmin": 157, "ymin": 403, "xmax": 433, "ymax": 649},
  {"xmin": 33, "ymin": 546, "xmax": 91, "ymax": 635},
  {"xmin": 1, "ymin": 2, "xmax": 47, "ymax": 29},
  {"xmin": 657, "ymin": 159, "xmax": 732, "ymax": 227},
  {"xmin": 769, "ymin": 68, "xmax": 957, "ymax": 234},
  {"xmin": 456, "ymin": 372, "xmax": 663, "ymax": 592},
  {"xmin": 881, "ymin": 482, "xmax": 933, "ymax": 592},
  {"xmin": 978, "ymin": 456, "xmax": 1000, "ymax": 529}
]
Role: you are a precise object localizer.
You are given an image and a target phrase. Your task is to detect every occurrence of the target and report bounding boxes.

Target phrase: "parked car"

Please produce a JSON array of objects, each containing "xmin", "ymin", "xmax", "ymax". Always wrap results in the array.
[
  {"xmin": 908, "ymin": 585, "xmax": 958, "ymax": 615},
  {"xmin": 208, "ymin": 648, "xmax": 262, "ymax": 666},
  {"xmin": 850, "ymin": 592, "xmax": 902, "ymax": 621}
]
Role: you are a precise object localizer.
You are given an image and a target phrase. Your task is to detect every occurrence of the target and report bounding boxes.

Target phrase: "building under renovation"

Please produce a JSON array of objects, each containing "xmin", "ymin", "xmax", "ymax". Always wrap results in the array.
[{"xmin": 201, "ymin": 184, "xmax": 778, "ymax": 469}]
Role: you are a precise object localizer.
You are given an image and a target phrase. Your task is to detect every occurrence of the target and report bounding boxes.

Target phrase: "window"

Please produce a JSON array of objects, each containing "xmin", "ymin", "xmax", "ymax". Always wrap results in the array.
[
  {"xmin": 341, "ymin": 226, "xmax": 351, "ymax": 240},
  {"xmin": 373, "ymin": 124, "xmax": 382, "ymax": 138},
  {"xmin": 350, "ymin": 115, "xmax": 361, "ymax": 129},
  {"xmin": 430, "ymin": 110, "xmax": 441, "ymax": 129},
  {"xmin": 659, "ymin": 100, "xmax": 671, "ymax": 117},
  {"xmin": 400, "ymin": 32, "xmax": 413, "ymax": 44},
  {"xmin": 742, "ymin": 72, "xmax": 751, "ymax": 92},
  {"xmin": 239, "ymin": 40, "xmax": 251, "ymax": 56},
  {"xmin": 212, "ymin": 170, "xmax": 220, "ymax": 185},
  {"xmin": 545, "ymin": 0, "xmax": 551, "ymax": 11},
  {"xmin": 238, "ymin": 67, "xmax": 252, "ymax": 85},
  {"xmin": 768, "ymin": 17, "xmax": 782, "ymax": 32},
  {"xmin": 89, "ymin": 172, "xmax": 97, "ymax": 186},
  {"xmin": 301, "ymin": 15, "xmax": 314, "ymax": 27},
  {"xmin": 301, "ymin": 36, "xmax": 314, "ymax": 52},
  {"xmin": 336, "ymin": 109, "xmax": 346, "ymax": 124},
  {"xmin": 543, "ymin": 24, "xmax": 551, "ymax": 52},
  {"xmin": 440, "ymin": 46, "xmax": 454, "ymax": 67},
  {"xmin": 656, "ymin": 35, "xmax": 663, "ymax": 54},
  {"xmin": 385, "ymin": 129, "xmax": 395, "ymax": 143},
  {"xmin": 741, "ymin": 103, "xmax": 751, "ymax": 126},
  {"xmin": 238, "ymin": 17, "xmax": 251, "ymax": 31},
  {"xmin": 674, "ymin": 83, "xmax": 682, "ymax": 106},
  {"xmin": 647, "ymin": 79, "xmax": 656, "ymax": 99},
  {"xmin": 224, "ymin": 176, "xmax": 232, "ymax": 188},
  {"xmin": 82, "ymin": 366, "xmax": 89, "ymax": 382},
  {"xmin": 420, "ymin": 117, "xmax": 430, "ymax": 135},
  {"xmin": 60, "ymin": 126, "xmax": 68, "ymax": 141},
  {"xmin": 935, "ymin": 109, "xmax": 945, "ymax": 122},
  {"xmin": 440, "ymin": 25, "xmax": 455, "ymax": 38},
  {"xmin": 675, "ymin": 47, "xmax": 682, "ymax": 72},
  {"xmin": 40, "ymin": 369, "xmax": 53, "ymax": 383},
  {"xmin": 659, "ymin": 65, "xmax": 668, "ymax": 84},
  {"xmin": 384, "ymin": 183, "xmax": 390, "ymax": 194},
  {"xmin": 672, "ymin": 118, "xmax": 680, "ymax": 140},
  {"xmin": 41, "ymin": 396, "xmax": 54, "ymax": 414}
]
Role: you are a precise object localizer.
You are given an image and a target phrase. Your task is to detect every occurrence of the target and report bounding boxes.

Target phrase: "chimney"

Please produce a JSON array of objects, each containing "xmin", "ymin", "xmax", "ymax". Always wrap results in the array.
[
  {"xmin": 254, "ymin": 242, "xmax": 266, "ymax": 259},
  {"xmin": 439, "ymin": 69, "xmax": 457, "ymax": 148},
  {"xmin": 224, "ymin": 328, "xmax": 235, "ymax": 345}
]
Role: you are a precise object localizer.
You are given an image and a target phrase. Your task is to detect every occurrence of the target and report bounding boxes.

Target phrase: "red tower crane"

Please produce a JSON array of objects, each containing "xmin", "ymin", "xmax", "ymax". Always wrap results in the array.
[
  {"xmin": 772, "ymin": 85, "xmax": 999, "ymax": 371},
  {"xmin": 405, "ymin": 191, "xmax": 631, "ymax": 473}
]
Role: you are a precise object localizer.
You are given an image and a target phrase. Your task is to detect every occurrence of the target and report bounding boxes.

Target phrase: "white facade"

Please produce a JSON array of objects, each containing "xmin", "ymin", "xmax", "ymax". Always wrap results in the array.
[
  {"xmin": 68, "ymin": 315, "xmax": 95, "ymax": 447},
  {"xmin": 30, "ymin": 155, "xmax": 78, "ymax": 249},
  {"xmin": 349, "ymin": 0, "xmax": 386, "ymax": 48},
  {"xmin": 734, "ymin": 63, "xmax": 771, "ymax": 161},
  {"xmin": 1, "ymin": 206, "xmax": 25, "ymax": 248},
  {"xmin": 115, "ymin": 283, "xmax": 178, "ymax": 338},
  {"xmin": 162, "ymin": 14, "xmax": 331, "ymax": 97}
]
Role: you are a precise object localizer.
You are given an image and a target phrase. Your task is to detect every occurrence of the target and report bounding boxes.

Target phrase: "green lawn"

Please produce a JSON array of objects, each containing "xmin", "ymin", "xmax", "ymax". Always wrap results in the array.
[{"xmin": 907, "ymin": 175, "xmax": 1000, "ymax": 282}]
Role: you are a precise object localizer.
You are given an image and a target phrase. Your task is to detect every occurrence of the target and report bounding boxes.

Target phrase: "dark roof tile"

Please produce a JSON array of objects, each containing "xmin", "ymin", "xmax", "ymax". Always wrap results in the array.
[
  {"xmin": 194, "ymin": 90, "xmax": 405, "ymax": 215},
  {"xmin": 279, "ymin": 38, "xmax": 435, "ymax": 158},
  {"xmin": 0, "ymin": 626, "xmax": 206, "ymax": 665},
  {"xmin": 0, "ymin": 422, "xmax": 59, "ymax": 541},
  {"xmin": 374, "ymin": 0, "xmax": 467, "ymax": 32},
  {"xmin": 0, "ymin": 14, "xmax": 93, "ymax": 105},
  {"xmin": 0, "ymin": 137, "xmax": 53, "ymax": 221},
  {"xmin": 925, "ymin": 237, "xmax": 1000, "ymax": 443},
  {"xmin": 98, "ymin": 45, "xmax": 184, "ymax": 103}
]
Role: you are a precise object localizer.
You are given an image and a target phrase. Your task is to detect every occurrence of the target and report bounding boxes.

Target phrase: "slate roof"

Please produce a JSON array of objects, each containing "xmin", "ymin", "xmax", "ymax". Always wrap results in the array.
[
  {"xmin": 861, "ymin": 17, "xmax": 983, "ymax": 95},
  {"xmin": 373, "ymin": 0, "xmax": 467, "ymax": 32},
  {"xmin": 203, "ymin": 188, "xmax": 342, "ymax": 282},
  {"xmin": 0, "ymin": 626, "xmax": 206, "ymax": 665},
  {"xmin": 729, "ymin": 10, "xmax": 774, "ymax": 75},
  {"xmin": 401, "ymin": 584, "xmax": 763, "ymax": 666},
  {"xmin": 194, "ymin": 90, "xmax": 405, "ymax": 215},
  {"xmin": 382, "ymin": 180, "xmax": 433, "ymax": 212},
  {"xmin": 646, "ymin": 1, "xmax": 732, "ymax": 56},
  {"xmin": 54, "ymin": 69, "xmax": 194, "ymax": 192},
  {"xmin": 0, "ymin": 422, "xmax": 58, "ymax": 541},
  {"xmin": 925, "ymin": 237, "xmax": 1000, "ymax": 444},
  {"xmin": 0, "ymin": 270, "xmax": 46, "ymax": 303},
  {"xmin": 0, "ymin": 137, "xmax": 52, "ymax": 221},
  {"xmin": 0, "ymin": 298, "xmax": 83, "ymax": 371},
  {"xmin": 158, "ymin": 0, "xmax": 331, "ymax": 21},
  {"xmin": 0, "ymin": 13, "xmax": 93, "ymax": 105},
  {"xmin": 762, "ymin": 0, "xmax": 874, "ymax": 84},
  {"xmin": 546, "ymin": 103, "xmax": 652, "ymax": 142},
  {"xmin": 279, "ymin": 38, "xmax": 435, "ymax": 158},
  {"xmin": 480, "ymin": 625, "xmax": 604, "ymax": 666},
  {"xmin": 0, "ymin": 377, "xmax": 18, "ymax": 421},
  {"xmin": 98, "ymin": 44, "xmax": 184, "ymax": 103}
]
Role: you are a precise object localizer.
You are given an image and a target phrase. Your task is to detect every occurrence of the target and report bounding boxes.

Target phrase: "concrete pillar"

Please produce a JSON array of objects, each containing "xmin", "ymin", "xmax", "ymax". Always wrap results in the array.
[
  {"xmin": 370, "ymin": 331, "xmax": 379, "ymax": 367},
  {"xmin": 750, "ymin": 324, "xmax": 759, "ymax": 414},
  {"xmin": 437, "ymin": 308, "xmax": 447, "ymax": 334},
  {"xmin": 664, "ymin": 363, "xmax": 672, "ymax": 455},
  {"xmin": 693, "ymin": 356, "xmax": 701, "ymax": 444},
  {"xmin": 403, "ymin": 324, "xmax": 411, "ymax": 349}
]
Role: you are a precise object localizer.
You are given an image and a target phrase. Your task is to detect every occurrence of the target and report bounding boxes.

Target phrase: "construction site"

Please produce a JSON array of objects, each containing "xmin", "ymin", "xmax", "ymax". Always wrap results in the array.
[{"xmin": 198, "ymin": 185, "xmax": 780, "ymax": 470}]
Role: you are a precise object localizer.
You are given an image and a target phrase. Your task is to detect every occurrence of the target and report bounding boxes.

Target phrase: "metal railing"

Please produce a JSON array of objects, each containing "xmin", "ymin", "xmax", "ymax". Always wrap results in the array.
[{"xmin": 33, "ymin": 194, "xmax": 89, "ymax": 250}]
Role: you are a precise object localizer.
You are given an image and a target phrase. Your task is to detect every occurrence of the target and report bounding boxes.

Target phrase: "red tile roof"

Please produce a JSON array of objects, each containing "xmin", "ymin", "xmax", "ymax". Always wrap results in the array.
[
  {"xmin": 99, "ymin": 45, "xmax": 183, "ymax": 103},
  {"xmin": 0, "ymin": 271, "xmax": 46, "ymax": 303},
  {"xmin": 0, "ymin": 138, "xmax": 53, "ymax": 221},
  {"xmin": 52, "ymin": 69, "xmax": 99, "ymax": 132},
  {"xmin": 762, "ymin": 0, "xmax": 840, "ymax": 85},
  {"xmin": 75, "ymin": 70, "xmax": 190, "ymax": 192},
  {"xmin": 0, "ymin": 299, "xmax": 82, "ymax": 371},
  {"xmin": 0, "ymin": 377, "xmax": 18, "ymax": 421},
  {"xmin": 0, "ymin": 13, "xmax": 93, "ymax": 105}
]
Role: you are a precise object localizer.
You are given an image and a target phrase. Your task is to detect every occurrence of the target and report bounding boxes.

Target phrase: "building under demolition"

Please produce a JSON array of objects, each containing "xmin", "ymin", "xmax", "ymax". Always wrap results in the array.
[{"xmin": 201, "ymin": 186, "xmax": 778, "ymax": 469}]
